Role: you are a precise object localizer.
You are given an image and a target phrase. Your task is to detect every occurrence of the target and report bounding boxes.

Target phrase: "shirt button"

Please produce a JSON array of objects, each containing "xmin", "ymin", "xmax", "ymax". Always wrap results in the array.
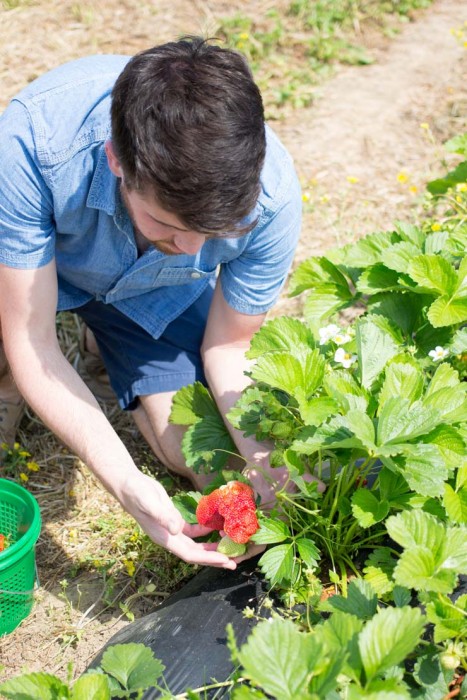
[{"xmin": 190, "ymin": 271, "xmax": 202, "ymax": 279}]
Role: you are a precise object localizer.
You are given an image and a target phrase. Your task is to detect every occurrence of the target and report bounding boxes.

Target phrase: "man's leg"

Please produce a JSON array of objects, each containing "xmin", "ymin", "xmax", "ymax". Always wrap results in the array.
[{"xmin": 132, "ymin": 391, "xmax": 211, "ymax": 488}]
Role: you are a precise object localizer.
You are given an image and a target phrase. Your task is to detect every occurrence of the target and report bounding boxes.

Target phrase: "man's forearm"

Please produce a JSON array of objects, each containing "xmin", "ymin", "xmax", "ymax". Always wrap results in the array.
[
  {"xmin": 5, "ymin": 336, "xmax": 140, "ymax": 502},
  {"xmin": 202, "ymin": 344, "xmax": 273, "ymax": 471}
]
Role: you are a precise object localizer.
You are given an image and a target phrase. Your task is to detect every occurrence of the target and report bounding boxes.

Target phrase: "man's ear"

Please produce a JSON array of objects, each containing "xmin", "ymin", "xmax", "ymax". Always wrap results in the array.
[{"xmin": 105, "ymin": 140, "xmax": 124, "ymax": 179}]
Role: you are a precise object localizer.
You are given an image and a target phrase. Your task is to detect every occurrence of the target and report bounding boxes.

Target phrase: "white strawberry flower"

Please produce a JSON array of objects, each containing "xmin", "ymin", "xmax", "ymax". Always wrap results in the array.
[
  {"xmin": 428, "ymin": 346, "xmax": 449, "ymax": 362},
  {"xmin": 319, "ymin": 323, "xmax": 341, "ymax": 345},
  {"xmin": 333, "ymin": 330, "xmax": 352, "ymax": 345},
  {"xmin": 334, "ymin": 347, "xmax": 357, "ymax": 368}
]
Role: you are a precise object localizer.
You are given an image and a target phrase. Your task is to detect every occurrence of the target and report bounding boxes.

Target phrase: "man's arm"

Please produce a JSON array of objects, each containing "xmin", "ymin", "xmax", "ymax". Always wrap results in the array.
[
  {"xmin": 201, "ymin": 280, "xmax": 292, "ymax": 506},
  {"xmin": 0, "ymin": 260, "xmax": 236, "ymax": 568}
]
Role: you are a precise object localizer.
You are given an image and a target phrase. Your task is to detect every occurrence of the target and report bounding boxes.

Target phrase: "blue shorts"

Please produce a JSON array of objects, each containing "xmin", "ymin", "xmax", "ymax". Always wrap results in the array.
[{"xmin": 75, "ymin": 285, "xmax": 213, "ymax": 411}]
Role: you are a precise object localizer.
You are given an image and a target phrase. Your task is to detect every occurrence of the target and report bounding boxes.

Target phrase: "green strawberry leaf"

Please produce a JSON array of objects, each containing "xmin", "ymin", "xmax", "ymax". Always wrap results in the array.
[
  {"xmin": 400, "ymin": 443, "xmax": 449, "ymax": 498},
  {"xmin": 303, "ymin": 283, "xmax": 353, "ymax": 332},
  {"xmin": 296, "ymin": 538, "xmax": 320, "ymax": 569},
  {"xmin": 356, "ymin": 264, "xmax": 401, "ymax": 295},
  {"xmin": 246, "ymin": 317, "xmax": 315, "ymax": 359},
  {"xmin": 449, "ymin": 325, "xmax": 467, "ymax": 354},
  {"xmin": 252, "ymin": 517, "xmax": 291, "ymax": 544},
  {"xmin": 385, "ymin": 510, "xmax": 445, "ymax": 552},
  {"xmin": 368, "ymin": 291, "xmax": 427, "ymax": 336},
  {"xmin": 0, "ymin": 673, "xmax": 70, "ymax": 700},
  {"xmin": 376, "ymin": 398, "xmax": 440, "ymax": 446},
  {"xmin": 288, "ymin": 256, "xmax": 351, "ymax": 296},
  {"xmin": 408, "ymin": 255, "xmax": 458, "ymax": 296},
  {"xmin": 443, "ymin": 483, "xmax": 467, "ymax": 524},
  {"xmin": 343, "ymin": 409, "xmax": 376, "ymax": 451},
  {"xmin": 378, "ymin": 362, "xmax": 424, "ymax": 408},
  {"xmin": 428, "ymin": 295, "xmax": 467, "ymax": 327},
  {"xmin": 295, "ymin": 393, "xmax": 339, "ymax": 426},
  {"xmin": 323, "ymin": 579, "xmax": 378, "ymax": 620},
  {"xmin": 351, "ymin": 489, "xmax": 390, "ymax": 528},
  {"xmin": 237, "ymin": 618, "xmax": 322, "ymax": 700},
  {"xmin": 71, "ymin": 673, "xmax": 111, "ymax": 699},
  {"xmin": 100, "ymin": 643, "xmax": 164, "ymax": 691},
  {"xmin": 171, "ymin": 492, "xmax": 200, "ymax": 524},
  {"xmin": 358, "ymin": 607, "xmax": 425, "ymax": 682},
  {"xmin": 250, "ymin": 349, "xmax": 325, "ymax": 397},
  {"xmin": 170, "ymin": 381, "xmax": 220, "ymax": 425},
  {"xmin": 383, "ymin": 241, "xmax": 422, "ymax": 274},
  {"xmin": 393, "ymin": 546, "xmax": 458, "ymax": 593},
  {"xmin": 356, "ymin": 316, "xmax": 401, "ymax": 389},
  {"xmin": 258, "ymin": 543, "xmax": 295, "ymax": 586},
  {"xmin": 181, "ymin": 416, "xmax": 237, "ymax": 472}
]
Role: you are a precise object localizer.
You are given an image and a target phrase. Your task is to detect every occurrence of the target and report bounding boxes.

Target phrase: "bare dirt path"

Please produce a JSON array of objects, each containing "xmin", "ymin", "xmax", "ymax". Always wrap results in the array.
[
  {"xmin": 271, "ymin": 0, "xmax": 467, "ymax": 316},
  {"xmin": 0, "ymin": 0, "xmax": 466, "ymax": 684}
]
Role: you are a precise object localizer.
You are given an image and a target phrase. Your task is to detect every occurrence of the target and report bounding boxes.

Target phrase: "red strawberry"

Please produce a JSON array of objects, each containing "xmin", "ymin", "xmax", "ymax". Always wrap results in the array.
[
  {"xmin": 196, "ymin": 491, "xmax": 225, "ymax": 530},
  {"xmin": 224, "ymin": 505, "xmax": 259, "ymax": 544},
  {"xmin": 196, "ymin": 480, "xmax": 259, "ymax": 544}
]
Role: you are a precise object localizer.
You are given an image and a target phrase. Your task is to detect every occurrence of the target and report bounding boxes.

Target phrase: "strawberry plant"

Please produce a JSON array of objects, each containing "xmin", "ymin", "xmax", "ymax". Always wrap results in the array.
[{"xmin": 0, "ymin": 643, "xmax": 165, "ymax": 699}]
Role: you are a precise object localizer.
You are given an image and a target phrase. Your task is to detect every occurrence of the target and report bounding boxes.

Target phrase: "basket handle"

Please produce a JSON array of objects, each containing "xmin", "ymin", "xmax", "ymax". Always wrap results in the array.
[{"xmin": 0, "ymin": 562, "xmax": 40, "ymax": 596}]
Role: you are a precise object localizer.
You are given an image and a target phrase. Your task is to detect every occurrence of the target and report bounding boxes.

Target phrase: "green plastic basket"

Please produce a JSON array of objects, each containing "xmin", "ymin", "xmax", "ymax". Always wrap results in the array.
[{"xmin": 0, "ymin": 478, "xmax": 41, "ymax": 635}]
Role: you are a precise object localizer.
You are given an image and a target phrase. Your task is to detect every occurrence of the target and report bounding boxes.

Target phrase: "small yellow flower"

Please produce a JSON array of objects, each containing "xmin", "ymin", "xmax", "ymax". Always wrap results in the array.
[
  {"xmin": 68, "ymin": 528, "xmax": 78, "ymax": 540},
  {"xmin": 26, "ymin": 461, "xmax": 40, "ymax": 471},
  {"xmin": 19, "ymin": 450, "xmax": 31, "ymax": 458},
  {"xmin": 320, "ymin": 194, "xmax": 330, "ymax": 203},
  {"xmin": 238, "ymin": 32, "xmax": 249, "ymax": 41},
  {"xmin": 431, "ymin": 223, "xmax": 441, "ymax": 231},
  {"xmin": 13, "ymin": 442, "xmax": 20, "ymax": 450},
  {"xmin": 346, "ymin": 176, "xmax": 359, "ymax": 184},
  {"xmin": 302, "ymin": 191, "xmax": 311, "ymax": 202},
  {"xmin": 93, "ymin": 560, "xmax": 102, "ymax": 568},
  {"xmin": 456, "ymin": 195, "xmax": 463, "ymax": 203},
  {"xmin": 420, "ymin": 122, "xmax": 429, "ymax": 130},
  {"xmin": 464, "ymin": 41, "xmax": 467, "ymax": 48},
  {"xmin": 397, "ymin": 171, "xmax": 409, "ymax": 184},
  {"xmin": 237, "ymin": 42, "xmax": 245, "ymax": 50},
  {"xmin": 19, "ymin": 472, "xmax": 29, "ymax": 482},
  {"xmin": 1, "ymin": 442, "xmax": 9, "ymax": 450},
  {"xmin": 409, "ymin": 186, "xmax": 418, "ymax": 194},
  {"xmin": 456, "ymin": 183, "xmax": 467, "ymax": 192},
  {"xmin": 68, "ymin": 489, "xmax": 75, "ymax": 497},
  {"xmin": 123, "ymin": 559, "xmax": 136, "ymax": 577}
]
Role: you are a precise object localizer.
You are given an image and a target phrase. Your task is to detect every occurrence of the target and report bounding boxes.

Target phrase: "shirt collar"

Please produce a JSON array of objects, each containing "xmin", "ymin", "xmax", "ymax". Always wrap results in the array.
[{"xmin": 86, "ymin": 145, "xmax": 117, "ymax": 215}]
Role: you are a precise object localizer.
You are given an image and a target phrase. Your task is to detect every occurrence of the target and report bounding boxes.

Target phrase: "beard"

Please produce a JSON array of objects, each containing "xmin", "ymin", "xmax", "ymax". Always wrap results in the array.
[{"xmin": 119, "ymin": 183, "xmax": 181, "ymax": 256}]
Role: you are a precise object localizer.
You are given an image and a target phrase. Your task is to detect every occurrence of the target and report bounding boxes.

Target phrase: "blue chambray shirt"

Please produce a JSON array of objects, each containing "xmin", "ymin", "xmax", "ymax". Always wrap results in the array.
[{"xmin": 0, "ymin": 55, "xmax": 302, "ymax": 339}]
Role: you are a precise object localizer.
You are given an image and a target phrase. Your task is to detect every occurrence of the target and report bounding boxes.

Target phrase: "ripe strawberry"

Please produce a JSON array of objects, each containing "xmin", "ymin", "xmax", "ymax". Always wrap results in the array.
[
  {"xmin": 217, "ymin": 535, "xmax": 246, "ymax": 558},
  {"xmin": 196, "ymin": 480, "xmax": 259, "ymax": 544},
  {"xmin": 224, "ymin": 505, "xmax": 259, "ymax": 544},
  {"xmin": 196, "ymin": 490, "xmax": 225, "ymax": 530}
]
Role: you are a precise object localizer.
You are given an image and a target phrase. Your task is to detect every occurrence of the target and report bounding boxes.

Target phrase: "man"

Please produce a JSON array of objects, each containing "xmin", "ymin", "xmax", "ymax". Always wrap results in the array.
[{"xmin": 0, "ymin": 37, "xmax": 305, "ymax": 569}]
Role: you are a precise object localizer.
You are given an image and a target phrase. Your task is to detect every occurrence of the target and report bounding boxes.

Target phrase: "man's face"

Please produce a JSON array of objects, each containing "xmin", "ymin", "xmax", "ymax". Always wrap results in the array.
[
  {"xmin": 105, "ymin": 140, "xmax": 207, "ymax": 256},
  {"xmin": 120, "ymin": 184, "xmax": 206, "ymax": 257}
]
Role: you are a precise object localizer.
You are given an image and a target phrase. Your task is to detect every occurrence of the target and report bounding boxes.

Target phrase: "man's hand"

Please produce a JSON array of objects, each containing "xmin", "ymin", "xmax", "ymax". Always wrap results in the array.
[
  {"xmin": 117, "ymin": 471, "xmax": 237, "ymax": 569},
  {"xmin": 244, "ymin": 463, "xmax": 325, "ymax": 510}
]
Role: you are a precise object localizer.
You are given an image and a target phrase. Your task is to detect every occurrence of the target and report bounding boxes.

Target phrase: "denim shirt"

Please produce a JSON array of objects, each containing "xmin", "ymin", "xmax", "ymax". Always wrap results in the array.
[{"xmin": 0, "ymin": 55, "xmax": 302, "ymax": 339}]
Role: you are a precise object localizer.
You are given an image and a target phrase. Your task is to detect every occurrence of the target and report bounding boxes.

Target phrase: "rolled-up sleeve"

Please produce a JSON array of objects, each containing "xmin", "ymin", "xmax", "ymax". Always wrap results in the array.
[{"xmin": 0, "ymin": 100, "xmax": 55, "ymax": 270}]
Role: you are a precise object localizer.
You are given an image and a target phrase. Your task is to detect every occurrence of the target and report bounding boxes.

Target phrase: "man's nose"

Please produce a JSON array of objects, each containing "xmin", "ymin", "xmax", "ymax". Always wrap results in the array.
[{"xmin": 174, "ymin": 231, "xmax": 205, "ymax": 255}]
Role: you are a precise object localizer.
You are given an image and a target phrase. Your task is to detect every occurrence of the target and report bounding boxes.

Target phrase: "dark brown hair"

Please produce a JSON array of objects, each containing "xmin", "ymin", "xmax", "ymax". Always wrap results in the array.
[{"xmin": 111, "ymin": 36, "xmax": 265, "ymax": 235}]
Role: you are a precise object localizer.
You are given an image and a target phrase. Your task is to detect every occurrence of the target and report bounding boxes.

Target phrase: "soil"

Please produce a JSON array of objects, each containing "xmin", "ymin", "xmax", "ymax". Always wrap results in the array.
[{"xmin": 0, "ymin": 0, "xmax": 466, "ymax": 687}]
